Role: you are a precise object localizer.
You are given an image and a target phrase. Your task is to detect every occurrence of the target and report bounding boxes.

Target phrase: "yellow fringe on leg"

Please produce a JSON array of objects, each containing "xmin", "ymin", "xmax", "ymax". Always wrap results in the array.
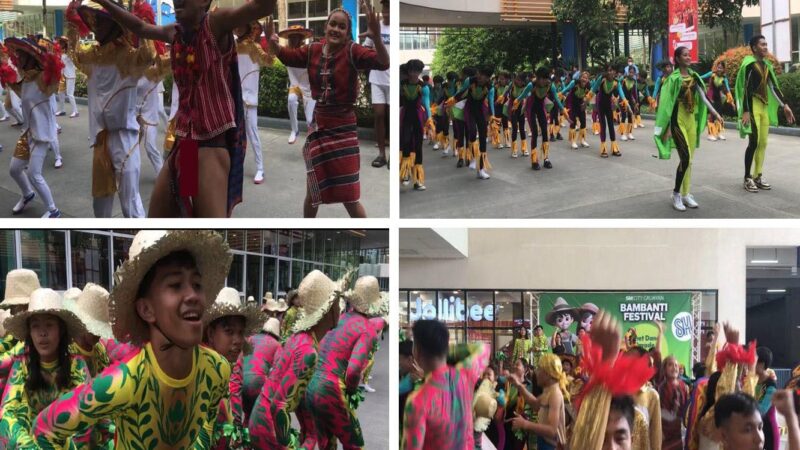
[
  {"xmin": 569, "ymin": 128, "xmax": 576, "ymax": 145},
  {"xmin": 618, "ymin": 122, "xmax": 626, "ymax": 136},
  {"xmin": 479, "ymin": 152, "xmax": 492, "ymax": 170},
  {"xmin": 511, "ymin": 140, "xmax": 518, "ymax": 157},
  {"xmin": 611, "ymin": 141, "xmax": 621, "ymax": 155},
  {"xmin": 521, "ymin": 139, "xmax": 528, "ymax": 155},
  {"xmin": 457, "ymin": 146, "xmax": 465, "ymax": 160},
  {"xmin": 400, "ymin": 152, "xmax": 415, "ymax": 181},
  {"xmin": 600, "ymin": 141, "xmax": 608, "ymax": 157},
  {"xmin": 593, "ymin": 121, "xmax": 600, "ymax": 135},
  {"xmin": 414, "ymin": 164, "xmax": 425, "ymax": 185},
  {"xmin": 579, "ymin": 128, "xmax": 587, "ymax": 144},
  {"xmin": 531, "ymin": 146, "xmax": 539, "ymax": 163},
  {"xmin": 542, "ymin": 141, "xmax": 550, "ymax": 159},
  {"xmin": 472, "ymin": 141, "xmax": 480, "ymax": 162},
  {"xmin": 505, "ymin": 128, "xmax": 511, "ymax": 145}
]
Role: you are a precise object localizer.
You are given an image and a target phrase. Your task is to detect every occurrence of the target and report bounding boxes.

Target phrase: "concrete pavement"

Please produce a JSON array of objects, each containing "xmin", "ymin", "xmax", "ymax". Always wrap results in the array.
[
  {"xmin": 0, "ymin": 104, "xmax": 389, "ymax": 218},
  {"xmin": 400, "ymin": 119, "xmax": 800, "ymax": 218}
]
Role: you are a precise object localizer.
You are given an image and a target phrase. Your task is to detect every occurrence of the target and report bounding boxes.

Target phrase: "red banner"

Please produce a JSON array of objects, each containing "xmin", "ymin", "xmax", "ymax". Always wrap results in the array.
[{"xmin": 668, "ymin": 0, "xmax": 699, "ymax": 62}]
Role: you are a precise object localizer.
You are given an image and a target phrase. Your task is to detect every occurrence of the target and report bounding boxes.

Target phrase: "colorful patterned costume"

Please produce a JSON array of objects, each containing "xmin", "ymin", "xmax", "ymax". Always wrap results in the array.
[
  {"xmin": 631, "ymin": 384, "xmax": 662, "ymax": 450},
  {"xmin": 306, "ymin": 312, "xmax": 385, "ymax": 449},
  {"xmin": 399, "ymin": 81, "xmax": 431, "ymax": 188},
  {"xmin": 511, "ymin": 337, "xmax": 532, "ymax": 364},
  {"xmin": 281, "ymin": 307, "xmax": 298, "ymax": 343},
  {"xmin": 249, "ymin": 331, "xmax": 319, "ymax": 450},
  {"xmin": 657, "ymin": 378, "xmax": 690, "ymax": 450},
  {"xmin": 69, "ymin": 341, "xmax": 111, "ymax": 377},
  {"xmin": 401, "ymin": 343, "xmax": 490, "ymax": 450},
  {"xmin": 0, "ymin": 356, "xmax": 89, "ymax": 448},
  {"xmin": 100, "ymin": 338, "xmax": 140, "ymax": 364},
  {"xmin": 0, "ymin": 341, "xmax": 24, "ymax": 395},
  {"xmin": 215, "ymin": 354, "xmax": 247, "ymax": 450},
  {"xmin": 240, "ymin": 333, "xmax": 281, "ymax": 421},
  {"xmin": 34, "ymin": 343, "xmax": 231, "ymax": 449}
]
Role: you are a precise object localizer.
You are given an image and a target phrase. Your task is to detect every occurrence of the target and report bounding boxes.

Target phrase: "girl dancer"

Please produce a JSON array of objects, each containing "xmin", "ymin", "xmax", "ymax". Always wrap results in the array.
[
  {"xmin": 591, "ymin": 64, "xmax": 625, "ymax": 158},
  {"xmin": 440, "ymin": 71, "xmax": 459, "ymax": 157},
  {"xmin": 514, "ymin": 67, "xmax": 565, "ymax": 170},
  {"xmin": 449, "ymin": 67, "xmax": 473, "ymax": 167},
  {"xmin": 453, "ymin": 65, "xmax": 494, "ymax": 179},
  {"xmin": 430, "ymin": 75, "xmax": 447, "ymax": 151},
  {"xmin": 506, "ymin": 72, "xmax": 529, "ymax": 158},
  {"xmin": 700, "ymin": 61, "xmax": 734, "ymax": 141},
  {"xmin": 55, "ymin": 36, "xmax": 78, "ymax": 118},
  {"xmin": 549, "ymin": 69, "xmax": 567, "ymax": 141},
  {"xmin": 651, "ymin": 59, "xmax": 674, "ymax": 105},
  {"xmin": 654, "ymin": 46, "xmax": 722, "ymax": 211},
  {"xmin": 491, "ymin": 71, "xmax": 510, "ymax": 149},
  {"xmin": 399, "ymin": 59, "xmax": 430, "ymax": 191},
  {"xmin": 619, "ymin": 66, "xmax": 639, "ymax": 141},
  {"xmin": 560, "ymin": 71, "xmax": 594, "ymax": 149}
]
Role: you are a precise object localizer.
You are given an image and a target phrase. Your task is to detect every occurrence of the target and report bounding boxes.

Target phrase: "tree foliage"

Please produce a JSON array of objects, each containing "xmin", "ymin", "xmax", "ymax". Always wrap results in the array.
[
  {"xmin": 699, "ymin": 0, "xmax": 759, "ymax": 38},
  {"xmin": 552, "ymin": 0, "xmax": 619, "ymax": 62},
  {"xmin": 429, "ymin": 27, "xmax": 558, "ymax": 76}
]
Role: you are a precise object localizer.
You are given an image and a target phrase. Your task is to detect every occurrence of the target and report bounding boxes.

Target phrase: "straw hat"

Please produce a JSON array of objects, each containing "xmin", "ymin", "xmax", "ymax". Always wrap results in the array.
[
  {"xmin": 578, "ymin": 302, "xmax": 598, "ymax": 317},
  {"xmin": 292, "ymin": 269, "xmax": 353, "ymax": 333},
  {"xmin": 262, "ymin": 317, "xmax": 280, "ymax": 337},
  {"xmin": 278, "ymin": 25, "xmax": 313, "ymax": 40},
  {"xmin": 4, "ymin": 37, "xmax": 50, "ymax": 69},
  {"xmin": 262, "ymin": 292, "xmax": 288, "ymax": 313},
  {"xmin": 72, "ymin": 283, "xmax": 113, "ymax": 339},
  {"xmin": 473, "ymin": 379, "xmax": 499, "ymax": 433},
  {"xmin": 109, "ymin": 230, "xmax": 232, "ymax": 344},
  {"xmin": 0, "ymin": 309, "xmax": 10, "ymax": 336},
  {"xmin": 4, "ymin": 288, "xmax": 87, "ymax": 341},
  {"xmin": 347, "ymin": 276, "xmax": 388, "ymax": 317},
  {"xmin": 1, "ymin": 269, "xmax": 41, "ymax": 307},
  {"xmin": 62, "ymin": 287, "xmax": 82, "ymax": 312},
  {"xmin": 77, "ymin": 2, "xmax": 124, "ymax": 43},
  {"xmin": 545, "ymin": 297, "xmax": 577, "ymax": 326},
  {"xmin": 204, "ymin": 287, "xmax": 264, "ymax": 337}
]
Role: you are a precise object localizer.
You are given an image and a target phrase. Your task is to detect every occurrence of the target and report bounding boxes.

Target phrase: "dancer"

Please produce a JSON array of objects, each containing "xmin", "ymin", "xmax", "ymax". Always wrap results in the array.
[
  {"xmin": 560, "ymin": 71, "xmax": 594, "ymax": 149},
  {"xmin": 654, "ymin": 46, "xmax": 722, "ymax": 211},
  {"xmin": 511, "ymin": 326, "xmax": 532, "ymax": 363},
  {"xmin": 203, "ymin": 286, "xmax": 263, "ymax": 449},
  {"xmin": 306, "ymin": 275, "xmax": 388, "ymax": 449},
  {"xmin": 657, "ymin": 355, "xmax": 690, "ymax": 450},
  {"xmin": 651, "ymin": 60, "xmax": 674, "ymax": 105},
  {"xmin": 430, "ymin": 74, "xmax": 449, "ymax": 152},
  {"xmin": 0, "ymin": 288, "xmax": 89, "ymax": 448},
  {"xmin": 0, "ymin": 49, "xmax": 24, "ymax": 127},
  {"xmin": 492, "ymin": 71, "xmax": 510, "ymax": 149},
  {"xmin": 249, "ymin": 270, "xmax": 348, "ymax": 449},
  {"xmin": 282, "ymin": 25, "xmax": 315, "ymax": 145},
  {"xmin": 66, "ymin": 1, "xmax": 154, "ymax": 218},
  {"xmin": 5, "ymin": 37, "xmax": 64, "ymax": 218},
  {"xmin": 90, "ymin": 0, "xmax": 278, "ymax": 218},
  {"xmin": 506, "ymin": 72, "xmax": 528, "ymax": 158},
  {"xmin": 400, "ymin": 59, "xmax": 430, "ymax": 191},
  {"xmin": 532, "ymin": 324, "xmax": 549, "ymax": 367},
  {"xmin": 591, "ymin": 64, "xmax": 626, "ymax": 158},
  {"xmin": 236, "ymin": 20, "xmax": 271, "ymax": 185},
  {"xmin": 453, "ymin": 65, "xmax": 494, "ymax": 179},
  {"xmin": 0, "ymin": 269, "xmax": 42, "ymax": 397},
  {"xmin": 441, "ymin": 71, "xmax": 459, "ymax": 157},
  {"xmin": 450, "ymin": 68, "xmax": 473, "ymax": 167},
  {"xmin": 67, "ymin": 283, "xmax": 113, "ymax": 378},
  {"xmin": 55, "ymin": 36, "xmax": 78, "ymax": 118},
  {"xmin": 363, "ymin": 0, "xmax": 390, "ymax": 169},
  {"xmin": 401, "ymin": 319, "xmax": 490, "ymax": 449},
  {"xmin": 714, "ymin": 393, "xmax": 765, "ymax": 450},
  {"xmin": 241, "ymin": 317, "xmax": 282, "ymax": 422},
  {"xmin": 267, "ymin": 4, "xmax": 388, "ymax": 217},
  {"xmin": 700, "ymin": 61, "xmax": 734, "ymax": 141},
  {"xmin": 619, "ymin": 66, "xmax": 639, "ymax": 141},
  {"xmin": 514, "ymin": 67, "xmax": 565, "ymax": 170},
  {"xmin": 549, "ymin": 69, "xmax": 567, "ymax": 141},
  {"xmin": 737, "ymin": 34, "xmax": 795, "ymax": 193},
  {"xmin": 34, "ymin": 230, "xmax": 233, "ymax": 449}
]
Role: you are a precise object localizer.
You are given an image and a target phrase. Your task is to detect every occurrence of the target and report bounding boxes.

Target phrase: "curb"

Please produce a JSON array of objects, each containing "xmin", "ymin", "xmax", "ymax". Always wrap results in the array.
[
  {"xmin": 72, "ymin": 96, "xmax": 378, "ymax": 141},
  {"xmin": 641, "ymin": 113, "xmax": 800, "ymax": 138}
]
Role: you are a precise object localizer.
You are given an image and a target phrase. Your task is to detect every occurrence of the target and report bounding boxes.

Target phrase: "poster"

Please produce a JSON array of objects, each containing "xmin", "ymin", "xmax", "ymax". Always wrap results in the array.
[
  {"xmin": 538, "ymin": 291, "xmax": 695, "ymax": 371},
  {"xmin": 668, "ymin": 0, "xmax": 699, "ymax": 62}
]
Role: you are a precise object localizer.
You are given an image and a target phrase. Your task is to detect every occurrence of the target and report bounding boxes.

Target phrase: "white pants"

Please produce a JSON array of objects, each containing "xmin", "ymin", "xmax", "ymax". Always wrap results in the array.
[
  {"xmin": 371, "ymin": 83, "xmax": 389, "ymax": 105},
  {"xmin": 0, "ymin": 89, "xmax": 7, "ymax": 119},
  {"xmin": 10, "ymin": 139, "xmax": 56, "ymax": 211},
  {"xmin": 93, "ymin": 129, "xmax": 145, "ymax": 218},
  {"xmin": 157, "ymin": 93, "xmax": 168, "ymax": 129},
  {"xmin": 288, "ymin": 93, "xmax": 316, "ymax": 134},
  {"xmin": 58, "ymin": 78, "xmax": 77, "ymax": 115},
  {"xmin": 141, "ymin": 121, "xmax": 164, "ymax": 175},
  {"xmin": 245, "ymin": 106, "xmax": 263, "ymax": 172},
  {"xmin": 7, "ymin": 93, "xmax": 22, "ymax": 125},
  {"xmin": 50, "ymin": 138, "xmax": 62, "ymax": 161}
]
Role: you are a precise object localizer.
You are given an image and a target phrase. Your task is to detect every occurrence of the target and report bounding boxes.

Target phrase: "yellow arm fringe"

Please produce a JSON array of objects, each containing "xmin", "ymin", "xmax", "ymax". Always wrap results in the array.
[{"xmin": 236, "ymin": 39, "xmax": 273, "ymax": 67}]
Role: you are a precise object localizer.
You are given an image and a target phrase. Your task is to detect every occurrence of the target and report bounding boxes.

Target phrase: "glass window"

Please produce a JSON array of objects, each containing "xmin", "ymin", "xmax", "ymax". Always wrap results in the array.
[
  {"xmin": 331, "ymin": 0, "xmax": 342, "ymax": 9},
  {"xmin": 292, "ymin": 231, "xmax": 304, "ymax": 258},
  {"xmin": 408, "ymin": 290, "xmax": 436, "ymax": 322},
  {"xmin": 287, "ymin": 0, "xmax": 306, "ymax": 19},
  {"xmin": 70, "ymin": 231, "xmax": 111, "ymax": 290},
  {"xmin": 228, "ymin": 253, "xmax": 244, "ymax": 293},
  {"xmin": 291, "ymin": 260, "xmax": 303, "ymax": 290},
  {"xmin": 263, "ymin": 257, "xmax": 276, "ymax": 298},
  {"xmin": 277, "ymin": 231, "xmax": 292, "ymax": 258},
  {"xmin": 246, "ymin": 230, "xmax": 261, "ymax": 253},
  {"xmin": 278, "ymin": 260, "xmax": 290, "ymax": 293},
  {"xmin": 309, "ymin": 20, "xmax": 326, "ymax": 39},
  {"xmin": 20, "ymin": 230, "xmax": 67, "ymax": 291},
  {"xmin": 399, "ymin": 291, "xmax": 409, "ymax": 326},
  {"xmin": 287, "ymin": 20, "xmax": 306, "ymax": 30},
  {"xmin": 112, "ymin": 236, "xmax": 132, "ymax": 278},
  {"xmin": 227, "ymin": 230, "xmax": 245, "ymax": 251},
  {"xmin": 467, "ymin": 291, "xmax": 494, "ymax": 328},
  {"xmin": 262, "ymin": 230, "xmax": 277, "ymax": 255},
  {"xmin": 245, "ymin": 254, "xmax": 261, "ymax": 300},
  {"xmin": 303, "ymin": 231, "xmax": 314, "ymax": 261},
  {"xmin": 448, "ymin": 326, "xmax": 466, "ymax": 347},
  {"xmin": 495, "ymin": 291, "xmax": 525, "ymax": 330},
  {"xmin": 467, "ymin": 328, "xmax": 493, "ymax": 350},
  {"xmin": 496, "ymin": 328, "xmax": 515, "ymax": 361},
  {"xmin": 308, "ymin": 0, "xmax": 327, "ymax": 17},
  {"xmin": 0, "ymin": 231, "xmax": 16, "ymax": 300}
]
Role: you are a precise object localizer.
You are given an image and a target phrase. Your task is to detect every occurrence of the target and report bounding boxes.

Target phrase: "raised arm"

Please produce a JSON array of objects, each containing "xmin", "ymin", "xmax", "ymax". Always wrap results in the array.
[
  {"xmin": 422, "ymin": 85, "xmax": 432, "ymax": 119},
  {"xmin": 356, "ymin": 0, "xmax": 388, "ymax": 69},
  {"xmin": 488, "ymin": 86, "xmax": 495, "ymax": 116},
  {"xmin": 515, "ymin": 82, "xmax": 533, "ymax": 103},
  {"xmin": 550, "ymin": 83, "xmax": 565, "ymax": 110},
  {"xmin": 699, "ymin": 71, "xmax": 712, "ymax": 80},
  {"xmin": 209, "ymin": 0, "xmax": 275, "ymax": 42},
  {"xmin": 88, "ymin": 0, "xmax": 176, "ymax": 42},
  {"xmin": 560, "ymin": 79, "xmax": 575, "ymax": 95},
  {"xmin": 695, "ymin": 83, "xmax": 722, "ymax": 122}
]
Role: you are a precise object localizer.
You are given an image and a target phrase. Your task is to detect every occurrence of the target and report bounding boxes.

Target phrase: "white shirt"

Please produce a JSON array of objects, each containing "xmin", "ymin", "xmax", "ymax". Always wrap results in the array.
[
  {"xmin": 287, "ymin": 66, "xmax": 311, "ymax": 98},
  {"xmin": 237, "ymin": 53, "xmax": 260, "ymax": 108},
  {"xmin": 136, "ymin": 76, "xmax": 160, "ymax": 124},
  {"xmin": 87, "ymin": 65, "xmax": 139, "ymax": 144},
  {"xmin": 21, "ymin": 79, "xmax": 58, "ymax": 142},
  {"xmin": 169, "ymin": 83, "xmax": 180, "ymax": 120},
  {"xmin": 362, "ymin": 22, "xmax": 389, "ymax": 86},
  {"xmin": 61, "ymin": 54, "xmax": 76, "ymax": 79}
]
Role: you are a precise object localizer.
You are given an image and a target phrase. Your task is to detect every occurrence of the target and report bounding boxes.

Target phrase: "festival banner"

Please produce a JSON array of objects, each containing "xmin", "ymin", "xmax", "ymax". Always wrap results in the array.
[
  {"xmin": 538, "ymin": 291, "xmax": 695, "ymax": 370},
  {"xmin": 668, "ymin": 0, "xmax": 699, "ymax": 62}
]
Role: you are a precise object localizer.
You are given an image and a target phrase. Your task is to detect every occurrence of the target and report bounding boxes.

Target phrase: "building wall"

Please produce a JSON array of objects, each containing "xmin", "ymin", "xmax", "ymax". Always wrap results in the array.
[{"xmin": 400, "ymin": 228, "xmax": 800, "ymax": 339}]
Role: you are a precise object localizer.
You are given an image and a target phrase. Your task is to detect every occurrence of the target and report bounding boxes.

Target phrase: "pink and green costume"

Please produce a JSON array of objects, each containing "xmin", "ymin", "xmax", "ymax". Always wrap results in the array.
[
  {"xmin": 240, "ymin": 333, "xmax": 281, "ymax": 421},
  {"xmin": 401, "ymin": 343, "xmax": 490, "ymax": 450},
  {"xmin": 249, "ymin": 331, "xmax": 318, "ymax": 450},
  {"xmin": 306, "ymin": 312, "xmax": 386, "ymax": 449},
  {"xmin": 33, "ymin": 343, "xmax": 231, "ymax": 450},
  {"xmin": 0, "ymin": 355, "xmax": 90, "ymax": 449}
]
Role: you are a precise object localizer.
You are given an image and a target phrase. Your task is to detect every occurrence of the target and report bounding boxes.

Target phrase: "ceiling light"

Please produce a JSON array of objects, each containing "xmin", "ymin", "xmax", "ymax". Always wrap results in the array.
[
  {"xmin": 767, "ymin": 289, "xmax": 786, "ymax": 293},
  {"xmin": 751, "ymin": 260, "xmax": 779, "ymax": 264}
]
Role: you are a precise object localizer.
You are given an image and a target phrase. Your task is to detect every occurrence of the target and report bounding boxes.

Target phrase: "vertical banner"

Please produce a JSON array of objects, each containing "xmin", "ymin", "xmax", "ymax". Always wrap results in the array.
[
  {"xmin": 539, "ymin": 292, "xmax": 695, "ymax": 371},
  {"xmin": 668, "ymin": 0, "xmax": 699, "ymax": 62}
]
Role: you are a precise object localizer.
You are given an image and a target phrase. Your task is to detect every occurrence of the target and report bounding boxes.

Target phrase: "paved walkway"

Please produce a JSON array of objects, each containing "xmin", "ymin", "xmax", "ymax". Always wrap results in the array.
[
  {"xmin": 0, "ymin": 104, "xmax": 389, "ymax": 218},
  {"xmin": 400, "ymin": 120, "xmax": 800, "ymax": 218}
]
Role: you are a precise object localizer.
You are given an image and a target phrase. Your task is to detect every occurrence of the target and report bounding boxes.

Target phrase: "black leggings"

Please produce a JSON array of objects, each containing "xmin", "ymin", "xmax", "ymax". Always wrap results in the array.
[
  {"xmin": 744, "ymin": 112, "xmax": 761, "ymax": 179},
  {"xmin": 570, "ymin": 99, "xmax": 586, "ymax": 130},
  {"xmin": 527, "ymin": 100, "xmax": 549, "ymax": 148},
  {"xmin": 598, "ymin": 104, "xmax": 615, "ymax": 142},
  {"xmin": 435, "ymin": 113, "xmax": 449, "ymax": 137},
  {"xmin": 453, "ymin": 119, "xmax": 466, "ymax": 150},
  {"xmin": 671, "ymin": 109, "xmax": 691, "ymax": 193},
  {"xmin": 467, "ymin": 100, "xmax": 488, "ymax": 168},
  {"xmin": 495, "ymin": 111, "xmax": 508, "ymax": 130},
  {"xmin": 401, "ymin": 110, "xmax": 423, "ymax": 165},
  {"xmin": 510, "ymin": 107, "xmax": 526, "ymax": 141}
]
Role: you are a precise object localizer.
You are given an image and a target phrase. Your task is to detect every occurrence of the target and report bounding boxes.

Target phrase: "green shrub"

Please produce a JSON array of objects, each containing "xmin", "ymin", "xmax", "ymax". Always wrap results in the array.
[{"xmin": 776, "ymin": 72, "xmax": 800, "ymax": 127}]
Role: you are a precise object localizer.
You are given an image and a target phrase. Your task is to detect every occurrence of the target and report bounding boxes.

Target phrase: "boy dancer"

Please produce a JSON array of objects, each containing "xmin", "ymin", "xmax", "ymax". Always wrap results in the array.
[
  {"xmin": 282, "ymin": 25, "xmax": 315, "ymax": 145},
  {"xmin": 514, "ymin": 67, "xmax": 566, "ymax": 170},
  {"xmin": 236, "ymin": 20, "xmax": 271, "ymax": 184},
  {"xmin": 55, "ymin": 36, "xmax": 78, "ymax": 118}
]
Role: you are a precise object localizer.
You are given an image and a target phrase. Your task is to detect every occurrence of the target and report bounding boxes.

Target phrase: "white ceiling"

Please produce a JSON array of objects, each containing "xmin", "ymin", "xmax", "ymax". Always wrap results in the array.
[{"xmin": 399, "ymin": 228, "xmax": 468, "ymax": 259}]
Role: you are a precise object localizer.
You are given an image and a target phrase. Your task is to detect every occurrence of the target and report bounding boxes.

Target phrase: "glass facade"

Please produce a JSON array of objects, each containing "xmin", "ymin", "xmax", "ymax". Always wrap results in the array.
[
  {"xmin": 0, "ymin": 230, "xmax": 388, "ymax": 304},
  {"xmin": 285, "ymin": 0, "xmax": 370, "ymax": 40}
]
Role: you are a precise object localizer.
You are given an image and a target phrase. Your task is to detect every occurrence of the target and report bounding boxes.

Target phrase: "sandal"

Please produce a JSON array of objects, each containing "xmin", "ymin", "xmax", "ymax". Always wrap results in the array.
[{"xmin": 371, "ymin": 156, "xmax": 387, "ymax": 168}]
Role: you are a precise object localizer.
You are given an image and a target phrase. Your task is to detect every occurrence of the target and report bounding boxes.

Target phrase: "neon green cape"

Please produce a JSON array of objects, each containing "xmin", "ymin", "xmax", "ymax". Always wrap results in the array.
[
  {"xmin": 735, "ymin": 55, "xmax": 781, "ymax": 138},
  {"xmin": 653, "ymin": 69, "xmax": 708, "ymax": 160}
]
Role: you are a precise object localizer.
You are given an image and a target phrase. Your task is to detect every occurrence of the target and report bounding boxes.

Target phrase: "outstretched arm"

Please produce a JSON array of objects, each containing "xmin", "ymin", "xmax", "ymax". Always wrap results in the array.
[
  {"xmin": 210, "ymin": 0, "xmax": 275, "ymax": 43},
  {"xmin": 356, "ymin": 0, "xmax": 388, "ymax": 69},
  {"xmin": 89, "ymin": 0, "xmax": 176, "ymax": 42}
]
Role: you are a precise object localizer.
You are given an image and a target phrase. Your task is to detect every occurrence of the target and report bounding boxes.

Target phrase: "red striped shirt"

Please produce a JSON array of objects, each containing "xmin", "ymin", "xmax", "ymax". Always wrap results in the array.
[{"xmin": 172, "ymin": 15, "xmax": 237, "ymax": 141}]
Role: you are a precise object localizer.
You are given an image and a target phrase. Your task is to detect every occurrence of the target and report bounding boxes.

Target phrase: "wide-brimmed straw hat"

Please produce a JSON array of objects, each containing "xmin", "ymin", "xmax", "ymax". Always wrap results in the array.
[
  {"xmin": 578, "ymin": 302, "xmax": 598, "ymax": 317},
  {"xmin": 262, "ymin": 292, "xmax": 288, "ymax": 312},
  {"xmin": 292, "ymin": 269, "xmax": 353, "ymax": 333},
  {"xmin": 278, "ymin": 25, "xmax": 313, "ymax": 39},
  {"xmin": 62, "ymin": 287, "xmax": 82, "ymax": 312},
  {"xmin": 1, "ymin": 269, "xmax": 41, "ymax": 307},
  {"xmin": 203, "ymin": 287, "xmax": 264, "ymax": 336},
  {"xmin": 72, "ymin": 283, "xmax": 113, "ymax": 339},
  {"xmin": 109, "ymin": 230, "xmax": 232, "ymax": 344},
  {"xmin": 262, "ymin": 317, "xmax": 280, "ymax": 337},
  {"xmin": 4, "ymin": 37, "xmax": 49, "ymax": 69},
  {"xmin": 545, "ymin": 297, "xmax": 577, "ymax": 326},
  {"xmin": 4, "ymin": 288, "xmax": 87, "ymax": 341},
  {"xmin": 77, "ymin": 2, "xmax": 124, "ymax": 43},
  {"xmin": 347, "ymin": 276, "xmax": 388, "ymax": 317}
]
